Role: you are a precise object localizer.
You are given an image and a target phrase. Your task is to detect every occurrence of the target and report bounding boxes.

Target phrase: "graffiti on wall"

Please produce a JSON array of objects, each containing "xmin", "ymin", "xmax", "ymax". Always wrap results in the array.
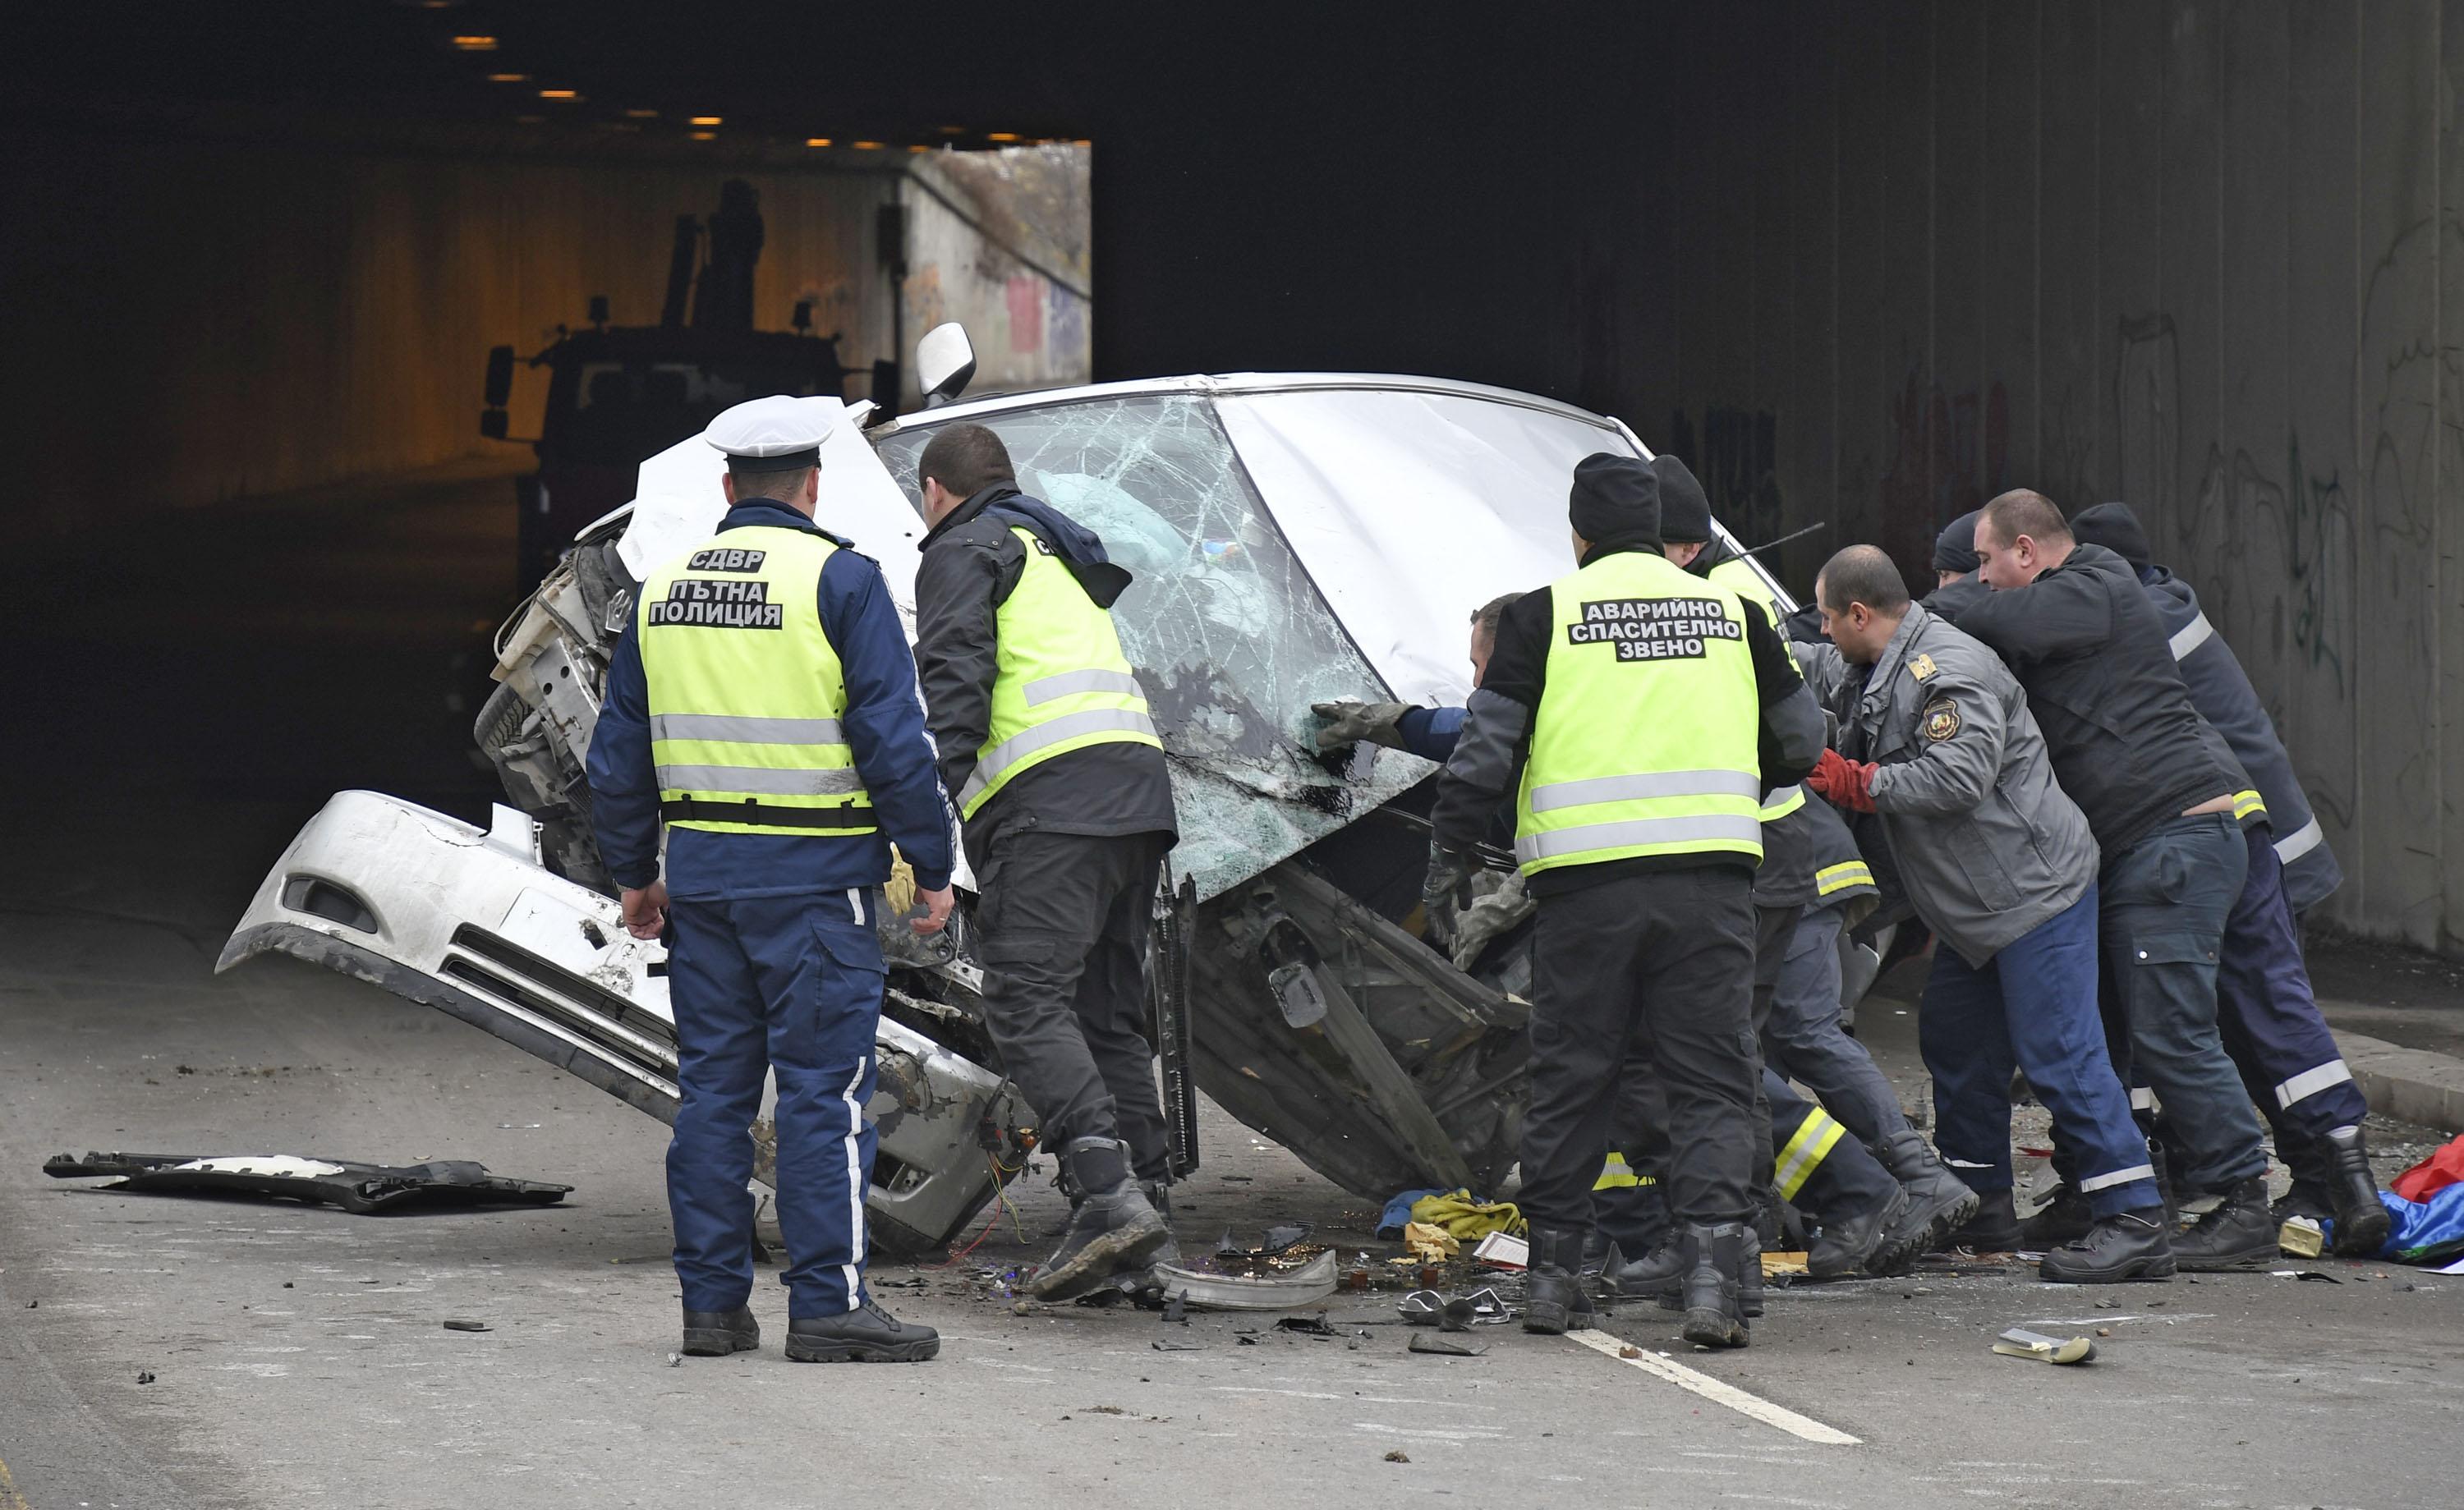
[
  {"xmin": 1665, "ymin": 406, "xmax": 1784, "ymax": 550},
  {"xmin": 1877, "ymin": 371, "xmax": 2011, "ymax": 578}
]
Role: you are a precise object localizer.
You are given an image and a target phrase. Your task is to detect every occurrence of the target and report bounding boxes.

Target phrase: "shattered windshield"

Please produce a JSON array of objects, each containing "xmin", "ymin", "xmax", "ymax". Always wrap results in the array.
[{"xmin": 876, "ymin": 396, "xmax": 1424, "ymax": 894}]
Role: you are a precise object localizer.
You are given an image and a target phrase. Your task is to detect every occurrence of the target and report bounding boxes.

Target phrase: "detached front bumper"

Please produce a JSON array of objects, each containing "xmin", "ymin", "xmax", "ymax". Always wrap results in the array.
[{"xmin": 220, "ymin": 790, "xmax": 1023, "ymax": 1252}]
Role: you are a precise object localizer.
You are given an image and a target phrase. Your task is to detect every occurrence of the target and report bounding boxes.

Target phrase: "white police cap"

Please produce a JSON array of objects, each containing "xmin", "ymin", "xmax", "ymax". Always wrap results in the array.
[{"xmin": 705, "ymin": 395, "xmax": 832, "ymax": 467}]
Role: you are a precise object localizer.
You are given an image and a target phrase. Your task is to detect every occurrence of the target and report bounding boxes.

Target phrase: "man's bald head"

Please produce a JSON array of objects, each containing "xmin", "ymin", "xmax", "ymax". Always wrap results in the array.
[
  {"xmin": 1814, "ymin": 545, "xmax": 1910, "ymax": 665},
  {"xmin": 1976, "ymin": 489, "xmax": 2073, "ymax": 588}
]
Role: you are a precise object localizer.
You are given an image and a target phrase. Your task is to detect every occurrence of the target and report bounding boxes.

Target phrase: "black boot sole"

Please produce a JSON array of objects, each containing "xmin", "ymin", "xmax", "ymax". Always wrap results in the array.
[
  {"xmin": 2171, "ymin": 1243, "xmax": 2280, "ymax": 1273},
  {"xmin": 679, "ymin": 1329, "xmax": 759, "ymax": 1356},
  {"xmin": 1522, "ymin": 1301, "xmax": 1595, "ymax": 1335},
  {"xmin": 1682, "ymin": 1307, "xmax": 1749, "ymax": 1347},
  {"xmin": 2037, "ymin": 1252, "xmax": 2177, "ymax": 1283},
  {"xmin": 1903, "ymin": 1184, "xmax": 1984, "ymax": 1254},
  {"xmin": 1026, "ymin": 1212, "xmax": 1170, "ymax": 1301},
  {"xmin": 784, "ymin": 1333, "xmax": 940, "ymax": 1363},
  {"xmin": 2331, "ymin": 1202, "xmax": 2392, "ymax": 1258}
]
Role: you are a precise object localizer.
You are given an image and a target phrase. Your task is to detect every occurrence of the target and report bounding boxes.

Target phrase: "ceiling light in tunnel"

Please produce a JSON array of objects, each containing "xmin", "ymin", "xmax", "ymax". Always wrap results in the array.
[
  {"xmin": 625, "ymin": 108, "xmax": 658, "ymax": 118},
  {"xmin": 452, "ymin": 34, "xmax": 497, "ymax": 51},
  {"xmin": 690, "ymin": 116, "xmax": 722, "ymax": 126},
  {"xmin": 486, "ymin": 72, "xmax": 527, "ymax": 83},
  {"xmin": 690, "ymin": 131, "xmax": 717, "ymax": 141},
  {"xmin": 805, "ymin": 137, "xmax": 833, "ymax": 148},
  {"xmin": 986, "ymin": 131, "xmax": 1020, "ymax": 143},
  {"xmin": 852, "ymin": 140, "xmax": 885, "ymax": 150},
  {"xmin": 938, "ymin": 125, "xmax": 964, "ymax": 135},
  {"xmin": 908, "ymin": 145, "xmax": 931, "ymax": 154},
  {"xmin": 538, "ymin": 89, "xmax": 580, "ymax": 101}
]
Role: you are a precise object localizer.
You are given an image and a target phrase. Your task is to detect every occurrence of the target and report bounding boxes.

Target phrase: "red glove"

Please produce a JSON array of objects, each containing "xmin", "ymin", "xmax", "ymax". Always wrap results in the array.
[{"xmin": 1807, "ymin": 747, "xmax": 1880, "ymax": 813}]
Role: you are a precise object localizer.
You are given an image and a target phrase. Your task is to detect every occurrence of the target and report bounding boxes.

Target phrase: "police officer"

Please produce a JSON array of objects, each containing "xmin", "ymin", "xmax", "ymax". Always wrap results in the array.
[
  {"xmin": 1925, "ymin": 509, "xmax": 1989, "ymax": 617},
  {"xmin": 1427, "ymin": 452, "xmax": 1824, "ymax": 1348},
  {"xmin": 2070, "ymin": 503, "xmax": 2388, "ymax": 1255},
  {"xmin": 1799, "ymin": 545, "xmax": 2174, "ymax": 1282},
  {"xmin": 909, "ymin": 422, "xmax": 1181, "ymax": 1301},
  {"xmin": 586, "ymin": 395, "xmax": 958, "ymax": 1363},
  {"xmin": 1654, "ymin": 458, "xmax": 1977, "ymax": 1252},
  {"xmin": 1952, "ymin": 492, "xmax": 2276, "ymax": 1271}
]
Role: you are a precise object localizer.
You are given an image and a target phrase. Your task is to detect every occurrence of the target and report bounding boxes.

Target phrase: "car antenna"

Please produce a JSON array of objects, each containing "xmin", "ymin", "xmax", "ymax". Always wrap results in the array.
[{"xmin": 1738, "ymin": 521, "xmax": 1828, "ymax": 558}]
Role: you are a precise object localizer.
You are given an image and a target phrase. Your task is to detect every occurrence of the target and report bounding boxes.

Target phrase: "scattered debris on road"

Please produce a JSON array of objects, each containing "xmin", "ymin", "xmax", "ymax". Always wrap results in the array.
[
  {"xmin": 1993, "ymin": 1327, "xmax": 2096, "ymax": 1365},
  {"xmin": 43, "ymin": 1151, "xmax": 571, "ymax": 1214},
  {"xmin": 1408, "ymin": 1332, "xmax": 1487, "ymax": 1356},
  {"xmin": 441, "ymin": 1318, "xmax": 492, "ymax": 1333}
]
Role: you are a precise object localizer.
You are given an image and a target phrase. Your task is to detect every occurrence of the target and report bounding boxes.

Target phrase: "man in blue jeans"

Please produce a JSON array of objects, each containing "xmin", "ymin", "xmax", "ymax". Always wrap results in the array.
[
  {"xmin": 1947, "ymin": 490, "xmax": 2274, "ymax": 1271},
  {"xmin": 1800, "ymin": 545, "xmax": 2172, "ymax": 1283}
]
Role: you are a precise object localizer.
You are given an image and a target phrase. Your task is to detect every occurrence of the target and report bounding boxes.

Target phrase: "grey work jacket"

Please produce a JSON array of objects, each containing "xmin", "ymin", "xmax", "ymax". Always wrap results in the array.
[{"xmin": 1800, "ymin": 605, "xmax": 2099, "ymax": 966}]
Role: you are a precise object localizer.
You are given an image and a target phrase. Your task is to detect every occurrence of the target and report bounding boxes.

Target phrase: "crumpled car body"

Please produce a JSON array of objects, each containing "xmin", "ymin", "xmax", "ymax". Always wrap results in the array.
[{"xmin": 221, "ymin": 371, "xmax": 1795, "ymax": 1252}]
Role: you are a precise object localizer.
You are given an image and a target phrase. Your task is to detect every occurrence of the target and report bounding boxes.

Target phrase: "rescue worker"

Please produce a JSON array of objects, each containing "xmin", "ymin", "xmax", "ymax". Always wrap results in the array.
[
  {"xmin": 2069, "ymin": 503, "xmax": 2388, "ymax": 1255},
  {"xmin": 586, "ymin": 395, "xmax": 958, "ymax": 1363},
  {"xmin": 909, "ymin": 422, "xmax": 1182, "ymax": 1301},
  {"xmin": 1654, "ymin": 458, "xmax": 1977, "ymax": 1251},
  {"xmin": 1924, "ymin": 509, "xmax": 1988, "ymax": 617},
  {"xmin": 1426, "ymin": 452, "xmax": 1825, "ymax": 1348},
  {"xmin": 1798, "ymin": 545, "xmax": 2175, "ymax": 1281},
  {"xmin": 1951, "ymin": 492, "xmax": 2277, "ymax": 1270}
]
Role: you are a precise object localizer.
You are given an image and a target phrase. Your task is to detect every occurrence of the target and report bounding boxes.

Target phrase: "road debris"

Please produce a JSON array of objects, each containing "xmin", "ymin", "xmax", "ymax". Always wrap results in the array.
[
  {"xmin": 1472, "ymin": 1232, "xmax": 1528, "ymax": 1269},
  {"xmin": 1384, "ymin": 1451, "xmax": 1411, "ymax": 1463},
  {"xmin": 441, "ymin": 1318, "xmax": 491, "ymax": 1333},
  {"xmin": 1274, "ymin": 1315, "xmax": 1340, "ymax": 1337},
  {"xmin": 43, "ymin": 1151, "xmax": 571, "ymax": 1214},
  {"xmin": 1993, "ymin": 1327, "xmax": 2097, "ymax": 1365},
  {"xmin": 1153, "ymin": 1251, "xmax": 1338, "ymax": 1310},
  {"xmin": 1151, "ymin": 1337, "xmax": 1205, "ymax": 1352},
  {"xmin": 136, "ymin": 1371, "xmax": 155, "ymax": 1384},
  {"xmin": 1408, "ymin": 1333, "xmax": 1487, "ymax": 1356},
  {"xmin": 2279, "ymin": 1216, "xmax": 2326, "ymax": 1258}
]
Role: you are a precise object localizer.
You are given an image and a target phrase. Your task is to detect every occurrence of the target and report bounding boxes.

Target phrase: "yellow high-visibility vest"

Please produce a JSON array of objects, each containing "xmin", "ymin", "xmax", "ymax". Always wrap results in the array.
[
  {"xmin": 638, "ymin": 525, "xmax": 876, "ymax": 837},
  {"xmin": 958, "ymin": 524, "xmax": 1161, "ymax": 819},
  {"xmin": 1514, "ymin": 550, "xmax": 1765, "ymax": 876}
]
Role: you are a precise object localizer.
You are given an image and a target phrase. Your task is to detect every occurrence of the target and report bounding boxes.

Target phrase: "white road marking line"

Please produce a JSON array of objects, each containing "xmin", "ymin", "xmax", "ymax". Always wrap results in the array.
[{"xmin": 1564, "ymin": 1329, "xmax": 1862, "ymax": 1446}]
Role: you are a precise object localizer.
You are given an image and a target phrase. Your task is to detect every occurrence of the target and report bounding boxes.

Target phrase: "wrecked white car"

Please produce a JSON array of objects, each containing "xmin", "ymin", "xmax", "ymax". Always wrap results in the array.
[{"xmin": 220, "ymin": 329, "xmax": 1797, "ymax": 1253}]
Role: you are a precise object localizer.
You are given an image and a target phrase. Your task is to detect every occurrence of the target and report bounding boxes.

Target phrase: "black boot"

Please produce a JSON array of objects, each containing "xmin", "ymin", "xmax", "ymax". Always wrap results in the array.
[
  {"xmin": 1657, "ymin": 1227, "xmax": 1766, "ymax": 1315},
  {"xmin": 1025, "ymin": 1137, "xmax": 1169, "ymax": 1301},
  {"xmin": 1935, "ymin": 1188, "xmax": 2021, "ymax": 1251},
  {"xmin": 1522, "ymin": 1227, "xmax": 1596, "ymax": 1335},
  {"xmin": 2021, "ymin": 1182, "xmax": 2094, "ymax": 1249},
  {"xmin": 784, "ymin": 1299, "xmax": 940, "ymax": 1362},
  {"xmin": 2170, "ymin": 1175, "xmax": 2280, "ymax": 1272},
  {"xmin": 1615, "ymin": 1242, "xmax": 1689, "ymax": 1305},
  {"xmin": 2036, "ymin": 1209, "xmax": 2176, "ymax": 1283},
  {"xmin": 1875, "ymin": 1130, "xmax": 1982, "ymax": 1251},
  {"xmin": 1676, "ymin": 1223, "xmax": 1749, "ymax": 1349},
  {"xmin": 1141, "ymin": 1179, "xmax": 1184, "ymax": 1269},
  {"xmin": 680, "ymin": 1304, "xmax": 759, "ymax": 1356},
  {"xmin": 2271, "ymin": 1133, "xmax": 2336, "ymax": 1223},
  {"xmin": 2320, "ymin": 1126, "xmax": 2393, "ymax": 1258},
  {"xmin": 1807, "ymin": 1186, "xmax": 1914, "ymax": 1279}
]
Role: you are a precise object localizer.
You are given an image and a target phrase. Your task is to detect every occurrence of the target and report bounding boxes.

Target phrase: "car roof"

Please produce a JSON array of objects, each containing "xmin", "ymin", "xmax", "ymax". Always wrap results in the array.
[{"xmin": 880, "ymin": 371, "xmax": 1637, "ymax": 440}]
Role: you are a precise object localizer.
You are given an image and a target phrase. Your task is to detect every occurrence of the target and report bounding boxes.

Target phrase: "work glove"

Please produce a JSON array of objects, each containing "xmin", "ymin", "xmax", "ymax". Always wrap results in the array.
[
  {"xmin": 882, "ymin": 848, "xmax": 918, "ymax": 919},
  {"xmin": 1806, "ymin": 746, "xmax": 1879, "ymax": 813},
  {"xmin": 1312, "ymin": 700, "xmax": 1415, "ymax": 752},
  {"xmin": 1421, "ymin": 843, "xmax": 1474, "ymax": 952},
  {"xmin": 1449, "ymin": 870, "xmax": 1535, "ymax": 971}
]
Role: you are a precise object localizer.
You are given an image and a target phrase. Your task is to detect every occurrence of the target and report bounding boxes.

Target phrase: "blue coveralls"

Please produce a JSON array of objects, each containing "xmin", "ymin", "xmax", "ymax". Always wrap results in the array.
[{"xmin": 587, "ymin": 501, "xmax": 957, "ymax": 1320}]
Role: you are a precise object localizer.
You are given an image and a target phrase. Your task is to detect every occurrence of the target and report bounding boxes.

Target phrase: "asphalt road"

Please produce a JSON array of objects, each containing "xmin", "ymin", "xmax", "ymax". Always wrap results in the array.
[{"xmin": 5, "ymin": 466, "xmax": 2459, "ymax": 1508}]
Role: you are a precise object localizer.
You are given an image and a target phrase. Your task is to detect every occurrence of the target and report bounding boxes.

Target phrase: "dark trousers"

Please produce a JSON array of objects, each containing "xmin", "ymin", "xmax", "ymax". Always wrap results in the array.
[
  {"xmin": 975, "ymin": 828, "xmax": 1172, "ymax": 1179},
  {"xmin": 1767, "ymin": 1068, "xmax": 1901, "ymax": 1225},
  {"xmin": 1921, "ymin": 884, "xmax": 2162, "ymax": 1219},
  {"xmin": 666, "ymin": 890, "xmax": 884, "ymax": 1318},
  {"xmin": 1523, "ymin": 868, "xmax": 1758, "ymax": 1234},
  {"xmin": 2216, "ymin": 822, "xmax": 2367, "ymax": 1145},
  {"xmin": 1763, "ymin": 902, "xmax": 1915, "ymax": 1145},
  {"xmin": 2097, "ymin": 813, "xmax": 2268, "ymax": 1191}
]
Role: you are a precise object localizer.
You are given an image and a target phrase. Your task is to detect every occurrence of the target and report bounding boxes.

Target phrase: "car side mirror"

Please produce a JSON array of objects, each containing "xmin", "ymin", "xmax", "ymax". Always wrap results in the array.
[
  {"xmin": 916, "ymin": 323, "xmax": 976, "ymax": 408},
  {"xmin": 484, "ymin": 345, "xmax": 516, "ymax": 407}
]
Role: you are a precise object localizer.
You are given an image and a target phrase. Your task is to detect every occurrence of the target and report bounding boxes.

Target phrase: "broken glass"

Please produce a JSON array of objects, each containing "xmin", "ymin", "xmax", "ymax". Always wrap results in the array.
[{"xmin": 876, "ymin": 396, "xmax": 1428, "ymax": 897}]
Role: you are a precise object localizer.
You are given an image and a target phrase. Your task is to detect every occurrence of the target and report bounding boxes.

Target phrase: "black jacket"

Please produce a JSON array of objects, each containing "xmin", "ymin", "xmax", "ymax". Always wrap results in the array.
[
  {"xmin": 1431, "ymin": 540, "xmax": 1826, "ymax": 897},
  {"xmin": 1936, "ymin": 543, "xmax": 2237, "ymax": 861},
  {"xmin": 912, "ymin": 485, "xmax": 1179, "ymax": 869}
]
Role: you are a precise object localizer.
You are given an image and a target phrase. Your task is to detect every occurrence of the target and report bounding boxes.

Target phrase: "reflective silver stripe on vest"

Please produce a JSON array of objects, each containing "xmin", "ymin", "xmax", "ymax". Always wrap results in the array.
[
  {"xmin": 2274, "ymin": 815, "xmax": 2325, "ymax": 865},
  {"xmin": 2078, "ymin": 1162, "xmax": 2157, "ymax": 1194},
  {"xmin": 1526, "ymin": 769, "xmax": 1764, "ymax": 815},
  {"xmin": 1759, "ymin": 783, "xmax": 1804, "ymax": 819},
  {"xmin": 650, "ymin": 713, "xmax": 845, "ymax": 745},
  {"xmin": 655, "ymin": 764, "xmax": 868, "ymax": 796},
  {"xmin": 1024, "ymin": 668, "xmax": 1147, "ymax": 705},
  {"xmin": 1514, "ymin": 812, "xmax": 1765, "ymax": 865},
  {"xmin": 2273, "ymin": 1059, "xmax": 2352, "ymax": 1111},
  {"xmin": 959, "ymin": 706, "xmax": 1161, "ymax": 807},
  {"xmin": 2168, "ymin": 612, "xmax": 2214, "ymax": 661}
]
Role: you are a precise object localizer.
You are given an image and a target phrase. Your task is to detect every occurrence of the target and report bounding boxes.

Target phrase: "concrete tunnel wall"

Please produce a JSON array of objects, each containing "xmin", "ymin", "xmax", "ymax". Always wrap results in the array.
[
  {"xmin": 2, "ymin": 131, "xmax": 1090, "ymax": 531},
  {"xmin": 1086, "ymin": 1, "xmax": 2462, "ymax": 953}
]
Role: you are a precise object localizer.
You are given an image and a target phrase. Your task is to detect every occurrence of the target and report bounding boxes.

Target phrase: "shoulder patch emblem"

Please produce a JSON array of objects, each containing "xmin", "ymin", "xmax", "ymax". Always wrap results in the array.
[
  {"xmin": 1907, "ymin": 653, "xmax": 1938, "ymax": 682},
  {"xmin": 1922, "ymin": 696, "xmax": 1961, "ymax": 742}
]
